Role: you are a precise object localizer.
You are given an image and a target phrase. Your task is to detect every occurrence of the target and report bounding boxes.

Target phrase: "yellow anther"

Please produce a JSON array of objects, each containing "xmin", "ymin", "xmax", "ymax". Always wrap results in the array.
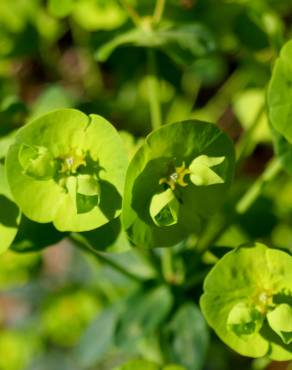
[
  {"xmin": 60, "ymin": 149, "xmax": 86, "ymax": 174},
  {"xmin": 159, "ymin": 162, "xmax": 190, "ymax": 190}
]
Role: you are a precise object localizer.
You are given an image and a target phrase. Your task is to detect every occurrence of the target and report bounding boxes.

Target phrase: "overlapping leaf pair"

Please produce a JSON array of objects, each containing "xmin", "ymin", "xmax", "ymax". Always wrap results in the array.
[{"xmin": 3, "ymin": 111, "xmax": 235, "ymax": 251}]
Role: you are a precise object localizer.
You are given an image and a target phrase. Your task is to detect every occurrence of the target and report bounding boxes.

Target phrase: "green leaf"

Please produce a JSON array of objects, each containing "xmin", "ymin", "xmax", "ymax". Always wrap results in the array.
[
  {"xmin": 74, "ymin": 306, "xmax": 119, "ymax": 368},
  {"xmin": 162, "ymin": 303, "xmax": 209, "ymax": 370},
  {"xmin": 0, "ymin": 164, "xmax": 20, "ymax": 254},
  {"xmin": 150, "ymin": 188, "xmax": 179, "ymax": 227},
  {"xmin": 95, "ymin": 24, "xmax": 215, "ymax": 65},
  {"xmin": 122, "ymin": 120, "xmax": 235, "ymax": 248},
  {"xmin": 48, "ymin": 0, "xmax": 74, "ymax": 18},
  {"xmin": 6, "ymin": 109, "xmax": 128, "ymax": 232},
  {"xmin": 268, "ymin": 39, "xmax": 292, "ymax": 143},
  {"xmin": 200, "ymin": 243, "xmax": 292, "ymax": 360},
  {"xmin": 267, "ymin": 304, "xmax": 292, "ymax": 344},
  {"xmin": 11, "ymin": 216, "xmax": 67, "ymax": 253},
  {"xmin": 189, "ymin": 155, "xmax": 225, "ymax": 186},
  {"xmin": 77, "ymin": 217, "xmax": 131, "ymax": 253},
  {"xmin": 227, "ymin": 302, "xmax": 264, "ymax": 338},
  {"xmin": 270, "ymin": 122, "xmax": 292, "ymax": 174},
  {"xmin": 116, "ymin": 286, "xmax": 173, "ymax": 349},
  {"xmin": 30, "ymin": 85, "xmax": 75, "ymax": 120}
]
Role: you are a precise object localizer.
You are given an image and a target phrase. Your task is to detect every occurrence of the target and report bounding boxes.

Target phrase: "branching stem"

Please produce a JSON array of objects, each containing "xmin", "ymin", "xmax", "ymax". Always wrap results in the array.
[
  {"xmin": 119, "ymin": 0, "xmax": 141, "ymax": 27},
  {"xmin": 153, "ymin": 0, "xmax": 166, "ymax": 24},
  {"xmin": 70, "ymin": 234, "xmax": 145, "ymax": 283}
]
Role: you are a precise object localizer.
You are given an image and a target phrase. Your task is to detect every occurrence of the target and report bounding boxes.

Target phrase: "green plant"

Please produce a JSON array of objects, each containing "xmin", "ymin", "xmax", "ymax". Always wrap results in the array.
[{"xmin": 1, "ymin": 1, "xmax": 292, "ymax": 369}]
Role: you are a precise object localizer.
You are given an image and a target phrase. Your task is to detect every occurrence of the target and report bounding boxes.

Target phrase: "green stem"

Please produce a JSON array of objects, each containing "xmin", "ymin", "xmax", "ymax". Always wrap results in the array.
[
  {"xmin": 162, "ymin": 248, "xmax": 175, "ymax": 283},
  {"xmin": 153, "ymin": 0, "xmax": 166, "ymax": 24},
  {"xmin": 236, "ymin": 157, "xmax": 282, "ymax": 214},
  {"xmin": 70, "ymin": 234, "xmax": 145, "ymax": 283},
  {"xmin": 119, "ymin": 0, "xmax": 141, "ymax": 27},
  {"xmin": 147, "ymin": 49, "xmax": 162, "ymax": 130}
]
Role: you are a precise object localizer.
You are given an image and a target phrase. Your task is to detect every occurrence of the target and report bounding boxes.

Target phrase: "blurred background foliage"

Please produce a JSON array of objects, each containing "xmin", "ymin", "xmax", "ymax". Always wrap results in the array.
[{"xmin": 1, "ymin": 0, "xmax": 292, "ymax": 369}]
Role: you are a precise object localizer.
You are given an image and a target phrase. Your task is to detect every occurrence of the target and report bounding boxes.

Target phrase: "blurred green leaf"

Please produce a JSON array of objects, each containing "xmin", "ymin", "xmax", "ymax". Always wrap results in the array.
[
  {"xmin": 162, "ymin": 303, "xmax": 209, "ymax": 370},
  {"xmin": 74, "ymin": 306, "xmax": 119, "ymax": 367},
  {"xmin": 116, "ymin": 286, "xmax": 173, "ymax": 349},
  {"xmin": 48, "ymin": 0, "xmax": 74, "ymax": 18}
]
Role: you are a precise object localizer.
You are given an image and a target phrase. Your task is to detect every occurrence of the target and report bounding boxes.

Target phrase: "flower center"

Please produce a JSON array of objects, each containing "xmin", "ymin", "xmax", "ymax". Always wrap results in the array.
[{"xmin": 159, "ymin": 162, "xmax": 190, "ymax": 190}]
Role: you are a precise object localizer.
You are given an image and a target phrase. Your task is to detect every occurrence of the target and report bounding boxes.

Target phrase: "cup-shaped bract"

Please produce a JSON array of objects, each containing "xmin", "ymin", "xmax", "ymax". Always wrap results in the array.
[
  {"xmin": 200, "ymin": 243, "xmax": 292, "ymax": 360},
  {"xmin": 122, "ymin": 120, "xmax": 235, "ymax": 248},
  {"xmin": 0, "ymin": 164, "xmax": 20, "ymax": 253},
  {"xmin": 6, "ymin": 109, "xmax": 128, "ymax": 232}
]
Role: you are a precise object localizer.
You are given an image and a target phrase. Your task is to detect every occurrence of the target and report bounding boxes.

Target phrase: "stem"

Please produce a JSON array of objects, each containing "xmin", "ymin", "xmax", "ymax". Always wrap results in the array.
[
  {"xmin": 70, "ymin": 234, "xmax": 145, "ymax": 283},
  {"xmin": 162, "ymin": 248, "xmax": 174, "ymax": 283},
  {"xmin": 147, "ymin": 49, "xmax": 162, "ymax": 130},
  {"xmin": 236, "ymin": 157, "xmax": 282, "ymax": 214},
  {"xmin": 119, "ymin": 0, "xmax": 141, "ymax": 27},
  {"xmin": 153, "ymin": 0, "xmax": 166, "ymax": 24}
]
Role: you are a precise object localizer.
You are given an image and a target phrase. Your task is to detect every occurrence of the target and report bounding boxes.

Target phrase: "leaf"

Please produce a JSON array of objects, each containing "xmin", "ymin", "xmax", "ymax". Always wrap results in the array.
[
  {"xmin": 74, "ymin": 306, "xmax": 119, "ymax": 368},
  {"xmin": 6, "ymin": 109, "xmax": 128, "ymax": 232},
  {"xmin": 162, "ymin": 303, "xmax": 209, "ymax": 370},
  {"xmin": 116, "ymin": 286, "xmax": 173, "ymax": 349},
  {"xmin": 149, "ymin": 188, "xmax": 179, "ymax": 227},
  {"xmin": 30, "ymin": 85, "xmax": 76, "ymax": 120},
  {"xmin": 95, "ymin": 24, "xmax": 215, "ymax": 65},
  {"xmin": 11, "ymin": 216, "xmax": 66, "ymax": 253},
  {"xmin": 268, "ymin": 39, "xmax": 292, "ymax": 143},
  {"xmin": 267, "ymin": 304, "xmax": 292, "ymax": 344},
  {"xmin": 48, "ymin": 0, "xmax": 74, "ymax": 18},
  {"xmin": 122, "ymin": 120, "xmax": 235, "ymax": 248},
  {"xmin": 200, "ymin": 243, "xmax": 292, "ymax": 360},
  {"xmin": 0, "ymin": 164, "xmax": 20, "ymax": 254},
  {"xmin": 189, "ymin": 155, "xmax": 225, "ymax": 186},
  {"xmin": 270, "ymin": 121, "xmax": 292, "ymax": 174}
]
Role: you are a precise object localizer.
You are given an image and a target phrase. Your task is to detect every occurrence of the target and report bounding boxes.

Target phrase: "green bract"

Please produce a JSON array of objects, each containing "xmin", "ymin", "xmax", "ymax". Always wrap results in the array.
[
  {"xmin": 6, "ymin": 109, "xmax": 128, "ymax": 232},
  {"xmin": 0, "ymin": 164, "xmax": 20, "ymax": 253},
  {"xmin": 267, "ymin": 40, "xmax": 292, "ymax": 174},
  {"xmin": 268, "ymin": 39, "xmax": 292, "ymax": 143},
  {"xmin": 122, "ymin": 120, "xmax": 235, "ymax": 248},
  {"xmin": 200, "ymin": 243, "xmax": 292, "ymax": 360}
]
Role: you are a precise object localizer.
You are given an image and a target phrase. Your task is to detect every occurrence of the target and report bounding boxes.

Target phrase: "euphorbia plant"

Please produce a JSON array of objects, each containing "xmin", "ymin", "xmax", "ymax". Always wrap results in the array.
[{"xmin": 1, "ymin": 0, "xmax": 292, "ymax": 368}]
